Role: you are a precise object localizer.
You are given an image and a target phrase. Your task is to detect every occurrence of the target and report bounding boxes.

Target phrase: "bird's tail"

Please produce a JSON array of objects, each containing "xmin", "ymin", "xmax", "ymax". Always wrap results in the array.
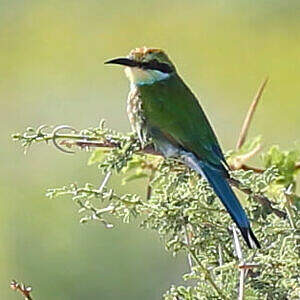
[{"xmin": 198, "ymin": 161, "xmax": 261, "ymax": 249}]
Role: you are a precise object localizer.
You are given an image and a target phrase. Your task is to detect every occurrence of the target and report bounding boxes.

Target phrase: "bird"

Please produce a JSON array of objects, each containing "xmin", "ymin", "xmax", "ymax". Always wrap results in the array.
[{"xmin": 105, "ymin": 47, "xmax": 261, "ymax": 249}]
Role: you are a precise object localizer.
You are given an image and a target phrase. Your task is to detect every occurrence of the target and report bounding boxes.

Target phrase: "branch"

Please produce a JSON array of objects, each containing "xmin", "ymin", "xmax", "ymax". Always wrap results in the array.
[
  {"xmin": 183, "ymin": 223, "xmax": 194, "ymax": 271},
  {"xmin": 232, "ymin": 226, "xmax": 245, "ymax": 300},
  {"xmin": 63, "ymin": 140, "xmax": 120, "ymax": 151},
  {"xmin": 74, "ymin": 140, "xmax": 161, "ymax": 156},
  {"xmin": 12, "ymin": 123, "xmax": 291, "ymax": 219},
  {"xmin": 230, "ymin": 143, "xmax": 262, "ymax": 170},
  {"xmin": 239, "ymin": 164, "xmax": 264, "ymax": 173},
  {"xmin": 236, "ymin": 77, "xmax": 269, "ymax": 149},
  {"xmin": 186, "ymin": 247, "xmax": 229, "ymax": 300},
  {"xmin": 78, "ymin": 139, "xmax": 299, "ymax": 175},
  {"xmin": 10, "ymin": 280, "xmax": 33, "ymax": 300},
  {"xmin": 228, "ymin": 178, "xmax": 287, "ymax": 218}
]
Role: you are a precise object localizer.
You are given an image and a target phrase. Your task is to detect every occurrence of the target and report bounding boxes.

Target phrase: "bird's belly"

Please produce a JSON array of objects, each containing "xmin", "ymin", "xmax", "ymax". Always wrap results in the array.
[
  {"xmin": 153, "ymin": 138, "xmax": 180, "ymax": 157},
  {"xmin": 146, "ymin": 126, "xmax": 179, "ymax": 157}
]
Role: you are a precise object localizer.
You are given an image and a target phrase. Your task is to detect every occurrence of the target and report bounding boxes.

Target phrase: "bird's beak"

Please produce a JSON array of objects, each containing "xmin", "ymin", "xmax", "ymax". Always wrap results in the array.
[{"xmin": 104, "ymin": 58, "xmax": 139, "ymax": 67}]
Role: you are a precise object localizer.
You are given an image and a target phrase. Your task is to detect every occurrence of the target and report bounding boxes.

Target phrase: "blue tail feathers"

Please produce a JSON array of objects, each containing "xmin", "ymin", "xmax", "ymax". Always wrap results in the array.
[{"xmin": 198, "ymin": 161, "xmax": 261, "ymax": 249}]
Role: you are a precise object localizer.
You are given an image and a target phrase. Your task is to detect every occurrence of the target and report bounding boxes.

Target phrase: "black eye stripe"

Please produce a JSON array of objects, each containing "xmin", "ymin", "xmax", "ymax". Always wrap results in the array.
[{"xmin": 141, "ymin": 59, "xmax": 173, "ymax": 73}]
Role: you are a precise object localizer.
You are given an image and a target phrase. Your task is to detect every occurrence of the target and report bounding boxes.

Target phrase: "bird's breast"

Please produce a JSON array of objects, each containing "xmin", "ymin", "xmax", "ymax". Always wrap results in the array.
[
  {"xmin": 127, "ymin": 86, "xmax": 143, "ymax": 125},
  {"xmin": 127, "ymin": 86, "xmax": 148, "ymax": 145}
]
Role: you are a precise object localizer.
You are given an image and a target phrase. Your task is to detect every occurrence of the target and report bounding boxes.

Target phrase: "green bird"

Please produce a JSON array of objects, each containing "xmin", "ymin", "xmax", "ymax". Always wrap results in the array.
[{"xmin": 106, "ymin": 47, "xmax": 260, "ymax": 249}]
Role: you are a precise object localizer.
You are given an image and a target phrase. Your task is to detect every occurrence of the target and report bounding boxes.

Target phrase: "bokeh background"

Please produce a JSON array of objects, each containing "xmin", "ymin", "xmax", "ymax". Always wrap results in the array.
[{"xmin": 1, "ymin": 0, "xmax": 299, "ymax": 299}]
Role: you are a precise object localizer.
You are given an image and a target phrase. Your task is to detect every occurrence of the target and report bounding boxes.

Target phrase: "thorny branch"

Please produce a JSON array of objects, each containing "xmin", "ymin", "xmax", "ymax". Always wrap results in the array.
[
  {"xmin": 12, "ymin": 79, "xmax": 292, "ymax": 220},
  {"xmin": 186, "ymin": 247, "xmax": 229, "ymax": 300},
  {"xmin": 228, "ymin": 178, "xmax": 286, "ymax": 218},
  {"xmin": 17, "ymin": 124, "xmax": 285, "ymax": 217},
  {"xmin": 11, "ymin": 79, "xmax": 299, "ymax": 300},
  {"xmin": 10, "ymin": 280, "xmax": 33, "ymax": 300}
]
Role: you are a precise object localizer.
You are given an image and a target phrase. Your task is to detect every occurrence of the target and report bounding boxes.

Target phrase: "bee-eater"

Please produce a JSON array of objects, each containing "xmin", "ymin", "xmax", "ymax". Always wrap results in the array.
[{"xmin": 106, "ymin": 47, "xmax": 260, "ymax": 249}]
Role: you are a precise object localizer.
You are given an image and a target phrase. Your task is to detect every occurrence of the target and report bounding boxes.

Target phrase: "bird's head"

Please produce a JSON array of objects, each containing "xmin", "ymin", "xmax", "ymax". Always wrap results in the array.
[{"xmin": 105, "ymin": 47, "xmax": 176, "ymax": 85}]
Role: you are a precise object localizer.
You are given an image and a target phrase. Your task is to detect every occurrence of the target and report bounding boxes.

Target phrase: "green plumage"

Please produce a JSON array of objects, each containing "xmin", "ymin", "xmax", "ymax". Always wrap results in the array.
[
  {"xmin": 108, "ymin": 47, "xmax": 260, "ymax": 248},
  {"xmin": 130, "ymin": 74, "xmax": 225, "ymax": 168}
]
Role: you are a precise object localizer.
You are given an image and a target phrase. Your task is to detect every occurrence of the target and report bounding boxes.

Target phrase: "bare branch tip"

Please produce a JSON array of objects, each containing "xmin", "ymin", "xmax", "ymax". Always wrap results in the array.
[
  {"xmin": 10, "ymin": 280, "xmax": 33, "ymax": 300},
  {"xmin": 236, "ymin": 77, "xmax": 269, "ymax": 150}
]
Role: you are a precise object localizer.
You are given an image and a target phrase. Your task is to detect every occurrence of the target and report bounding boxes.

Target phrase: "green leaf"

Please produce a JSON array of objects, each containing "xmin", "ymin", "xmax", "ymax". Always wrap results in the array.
[
  {"xmin": 88, "ymin": 149, "xmax": 109, "ymax": 165},
  {"xmin": 262, "ymin": 145, "xmax": 300, "ymax": 186},
  {"xmin": 121, "ymin": 156, "xmax": 147, "ymax": 173},
  {"xmin": 122, "ymin": 172, "xmax": 148, "ymax": 185}
]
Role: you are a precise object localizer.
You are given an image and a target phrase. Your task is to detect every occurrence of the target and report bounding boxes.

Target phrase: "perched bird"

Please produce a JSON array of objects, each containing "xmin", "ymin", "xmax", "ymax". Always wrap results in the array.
[{"xmin": 106, "ymin": 47, "xmax": 260, "ymax": 249}]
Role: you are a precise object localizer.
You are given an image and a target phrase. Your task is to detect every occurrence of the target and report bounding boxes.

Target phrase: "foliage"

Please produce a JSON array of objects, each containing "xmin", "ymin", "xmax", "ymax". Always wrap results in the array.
[{"xmin": 13, "ymin": 122, "xmax": 299, "ymax": 300}]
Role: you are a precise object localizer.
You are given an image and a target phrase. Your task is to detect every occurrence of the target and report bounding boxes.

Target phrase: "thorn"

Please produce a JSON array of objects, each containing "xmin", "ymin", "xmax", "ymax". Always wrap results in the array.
[
  {"xmin": 99, "ymin": 171, "xmax": 112, "ymax": 192},
  {"xmin": 236, "ymin": 77, "xmax": 269, "ymax": 150},
  {"xmin": 10, "ymin": 280, "xmax": 33, "ymax": 300},
  {"xmin": 232, "ymin": 225, "xmax": 243, "ymax": 261},
  {"xmin": 52, "ymin": 125, "xmax": 78, "ymax": 154}
]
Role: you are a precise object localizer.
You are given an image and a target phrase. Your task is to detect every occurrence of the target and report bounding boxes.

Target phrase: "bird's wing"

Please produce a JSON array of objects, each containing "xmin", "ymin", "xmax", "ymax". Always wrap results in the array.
[
  {"xmin": 141, "ymin": 75, "xmax": 227, "ymax": 168},
  {"xmin": 140, "ymin": 75, "xmax": 261, "ymax": 249}
]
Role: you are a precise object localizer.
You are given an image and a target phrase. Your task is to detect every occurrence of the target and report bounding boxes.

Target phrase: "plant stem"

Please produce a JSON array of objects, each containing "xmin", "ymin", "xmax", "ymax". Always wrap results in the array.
[
  {"xmin": 183, "ymin": 223, "xmax": 193, "ymax": 271},
  {"xmin": 236, "ymin": 77, "xmax": 268, "ymax": 149},
  {"xmin": 186, "ymin": 247, "xmax": 229, "ymax": 300}
]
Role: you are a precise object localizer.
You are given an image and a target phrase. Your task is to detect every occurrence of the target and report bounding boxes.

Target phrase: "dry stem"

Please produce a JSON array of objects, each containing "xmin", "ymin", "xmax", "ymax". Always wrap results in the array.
[
  {"xmin": 10, "ymin": 280, "xmax": 33, "ymax": 300},
  {"xmin": 236, "ymin": 77, "xmax": 269, "ymax": 149}
]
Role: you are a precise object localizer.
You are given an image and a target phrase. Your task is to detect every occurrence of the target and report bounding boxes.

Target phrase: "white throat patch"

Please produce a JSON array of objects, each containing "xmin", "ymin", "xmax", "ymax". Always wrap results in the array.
[{"xmin": 125, "ymin": 67, "xmax": 170, "ymax": 85}]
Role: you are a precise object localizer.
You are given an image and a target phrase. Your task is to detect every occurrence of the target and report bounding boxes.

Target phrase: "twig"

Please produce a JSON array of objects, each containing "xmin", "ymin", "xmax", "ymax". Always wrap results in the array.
[
  {"xmin": 218, "ymin": 244, "xmax": 223, "ymax": 266},
  {"xmin": 228, "ymin": 178, "xmax": 287, "ymax": 219},
  {"xmin": 66, "ymin": 140, "xmax": 120, "ymax": 150},
  {"xmin": 183, "ymin": 223, "xmax": 194, "ymax": 271},
  {"xmin": 12, "ymin": 124, "xmax": 296, "ymax": 220},
  {"xmin": 230, "ymin": 143, "xmax": 262, "ymax": 170},
  {"xmin": 238, "ymin": 269, "xmax": 245, "ymax": 300},
  {"xmin": 19, "ymin": 126, "xmax": 287, "ymax": 219},
  {"xmin": 284, "ymin": 186, "xmax": 297, "ymax": 229},
  {"xmin": 75, "ymin": 140, "xmax": 299, "ymax": 174},
  {"xmin": 146, "ymin": 168, "xmax": 156, "ymax": 200},
  {"xmin": 52, "ymin": 125, "xmax": 78, "ymax": 154},
  {"xmin": 14, "ymin": 125, "xmax": 299, "ymax": 171},
  {"xmin": 239, "ymin": 264, "xmax": 259, "ymax": 270},
  {"xmin": 99, "ymin": 171, "xmax": 111, "ymax": 191},
  {"xmin": 10, "ymin": 280, "xmax": 33, "ymax": 300},
  {"xmin": 239, "ymin": 164, "xmax": 264, "ymax": 173},
  {"xmin": 236, "ymin": 77, "xmax": 269, "ymax": 149},
  {"xmin": 231, "ymin": 227, "xmax": 259, "ymax": 299},
  {"xmin": 232, "ymin": 226, "xmax": 245, "ymax": 300},
  {"xmin": 244, "ymin": 251, "xmax": 259, "ymax": 279},
  {"xmin": 187, "ymin": 247, "xmax": 229, "ymax": 300},
  {"xmin": 74, "ymin": 140, "xmax": 161, "ymax": 156},
  {"xmin": 232, "ymin": 226, "xmax": 243, "ymax": 261}
]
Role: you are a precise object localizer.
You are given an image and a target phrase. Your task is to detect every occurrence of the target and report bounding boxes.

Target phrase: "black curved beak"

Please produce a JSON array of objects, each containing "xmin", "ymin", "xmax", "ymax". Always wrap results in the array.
[{"xmin": 104, "ymin": 58, "xmax": 139, "ymax": 67}]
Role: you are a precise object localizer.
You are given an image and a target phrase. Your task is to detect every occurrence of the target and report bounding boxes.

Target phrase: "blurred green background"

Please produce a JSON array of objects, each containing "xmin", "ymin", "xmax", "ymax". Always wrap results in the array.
[{"xmin": 1, "ymin": 0, "xmax": 299, "ymax": 299}]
